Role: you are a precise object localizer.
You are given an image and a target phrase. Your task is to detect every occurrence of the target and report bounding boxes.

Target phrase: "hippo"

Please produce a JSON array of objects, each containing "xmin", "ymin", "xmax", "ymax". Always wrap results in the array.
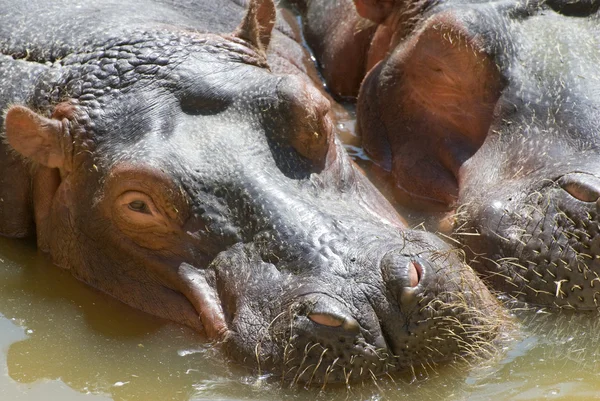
[
  {"xmin": 294, "ymin": 0, "xmax": 600, "ymax": 310},
  {"xmin": 0, "ymin": 0, "xmax": 507, "ymax": 384}
]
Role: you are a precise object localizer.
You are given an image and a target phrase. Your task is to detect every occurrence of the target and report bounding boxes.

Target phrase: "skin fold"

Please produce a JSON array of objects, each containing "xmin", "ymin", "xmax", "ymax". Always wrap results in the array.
[{"xmin": 0, "ymin": 0, "xmax": 508, "ymax": 384}]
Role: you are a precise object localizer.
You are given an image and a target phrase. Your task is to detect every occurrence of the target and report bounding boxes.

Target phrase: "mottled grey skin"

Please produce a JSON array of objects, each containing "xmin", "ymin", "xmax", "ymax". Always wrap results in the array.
[
  {"xmin": 295, "ymin": 0, "xmax": 600, "ymax": 310},
  {"xmin": 0, "ymin": 0, "xmax": 506, "ymax": 383}
]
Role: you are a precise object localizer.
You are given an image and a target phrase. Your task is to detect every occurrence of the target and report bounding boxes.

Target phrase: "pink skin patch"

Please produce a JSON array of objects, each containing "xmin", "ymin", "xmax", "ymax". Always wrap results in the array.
[
  {"xmin": 408, "ymin": 260, "xmax": 422, "ymax": 288},
  {"xmin": 308, "ymin": 313, "xmax": 344, "ymax": 328}
]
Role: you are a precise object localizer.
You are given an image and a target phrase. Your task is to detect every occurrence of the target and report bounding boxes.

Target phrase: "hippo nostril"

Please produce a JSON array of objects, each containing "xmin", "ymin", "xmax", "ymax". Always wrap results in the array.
[
  {"xmin": 382, "ymin": 250, "xmax": 429, "ymax": 310},
  {"xmin": 381, "ymin": 249, "xmax": 427, "ymax": 291},
  {"xmin": 408, "ymin": 260, "xmax": 423, "ymax": 287},
  {"xmin": 308, "ymin": 313, "xmax": 343, "ymax": 327},
  {"xmin": 304, "ymin": 296, "xmax": 361, "ymax": 334},
  {"xmin": 559, "ymin": 173, "xmax": 600, "ymax": 202},
  {"xmin": 308, "ymin": 313, "xmax": 360, "ymax": 333},
  {"xmin": 562, "ymin": 182, "xmax": 599, "ymax": 202}
]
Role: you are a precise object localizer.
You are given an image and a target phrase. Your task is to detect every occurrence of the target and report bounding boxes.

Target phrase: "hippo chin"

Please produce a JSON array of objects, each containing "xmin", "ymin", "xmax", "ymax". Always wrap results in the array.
[
  {"xmin": 0, "ymin": 0, "xmax": 507, "ymax": 383},
  {"xmin": 295, "ymin": 0, "xmax": 600, "ymax": 309}
]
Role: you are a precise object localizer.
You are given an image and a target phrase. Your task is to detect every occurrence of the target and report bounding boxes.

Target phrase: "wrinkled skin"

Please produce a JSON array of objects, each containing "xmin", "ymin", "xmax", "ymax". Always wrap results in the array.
[
  {"xmin": 0, "ymin": 0, "xmax": 507, "ymax": 383},
  {"xmin": 296, "ymin": 0, "xmax": 600, "ymax": 309}
]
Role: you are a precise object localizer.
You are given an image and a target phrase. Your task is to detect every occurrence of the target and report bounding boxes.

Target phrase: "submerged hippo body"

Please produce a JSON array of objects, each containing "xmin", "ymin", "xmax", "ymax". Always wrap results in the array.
[
  {"xmin": 0, "ymin": 0, "xmax": 507, "ymax": 383},
  {"xmin": 296, "ymin": 0, "xmax": 600, "ymax": 309}
]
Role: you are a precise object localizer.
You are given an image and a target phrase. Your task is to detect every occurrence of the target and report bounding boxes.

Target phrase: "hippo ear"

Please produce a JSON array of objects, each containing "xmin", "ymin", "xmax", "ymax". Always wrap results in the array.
[
  {"xmin": 353, "ymin": 0, "xmax": 395, "ymax": 23},
  {"xmin": 234, "ymin": 0, "xmax": 276, "ymax": 55},
  {"xmin": 392, "ymin": 16, "xmax": 504, "ymax": 158},
  {"xmin": 359, "ymin": 14, "xmax": 504, "ymax": 208},
  {"xmin": 4, "ymin": 105, "xmax": 68, "ymax": 169}
]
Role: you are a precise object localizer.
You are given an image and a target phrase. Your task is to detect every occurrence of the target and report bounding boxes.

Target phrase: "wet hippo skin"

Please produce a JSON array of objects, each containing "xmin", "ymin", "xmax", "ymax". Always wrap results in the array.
[
  {"xmin": 295, "ymin": 0, "xmax": 600, "ymax": 310},
  {"xmin": 0, "ymin": 0, "xmax": 508, "ymax": 383}
]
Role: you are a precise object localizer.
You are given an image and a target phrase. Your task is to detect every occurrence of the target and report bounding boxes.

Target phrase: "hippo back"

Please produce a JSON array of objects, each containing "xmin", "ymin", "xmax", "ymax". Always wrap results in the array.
[{"xmin": 0, "ymin": 0, "xmax": 296, "ymax": 64}]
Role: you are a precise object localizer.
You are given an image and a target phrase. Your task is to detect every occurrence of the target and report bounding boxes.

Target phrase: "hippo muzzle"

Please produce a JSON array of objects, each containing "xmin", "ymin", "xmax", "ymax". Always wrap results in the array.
[
  {"xmin": 209, "ymin": 230, "xmax": 503, "ymax": 384},
  {"xmin": 458, "ymin": 156, "xmax": 600, "ymax": 309}
]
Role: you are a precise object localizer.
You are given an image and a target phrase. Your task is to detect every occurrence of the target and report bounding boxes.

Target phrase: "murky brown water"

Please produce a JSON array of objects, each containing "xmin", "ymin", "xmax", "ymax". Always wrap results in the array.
[
  {"xmin": 3, "ymin": 235, "xmax": 600, "ymax": 401},
  {"xmin": 2, "ymin": 110, "xmax": 600, "ymax": 401}
]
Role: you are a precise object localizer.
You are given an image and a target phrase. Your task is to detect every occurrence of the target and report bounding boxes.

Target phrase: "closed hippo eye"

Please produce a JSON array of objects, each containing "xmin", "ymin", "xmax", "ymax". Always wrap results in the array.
[
  {"xmin": 128, "ymin": 199, "xmax": 151, "ymax": 214},
  {"xmin": 558, "ymin": 173, "xmax": 600, "ymax": 203}
]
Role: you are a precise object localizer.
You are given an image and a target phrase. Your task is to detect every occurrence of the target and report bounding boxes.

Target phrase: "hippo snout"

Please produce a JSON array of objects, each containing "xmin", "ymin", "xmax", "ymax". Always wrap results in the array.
[
  {"xmin": 459, "ymin": 168, "xmax": 600, "ymax": 309},
  {"xmin": 215, "ymin": 238, "xmax": 507, "ymax": 384}
]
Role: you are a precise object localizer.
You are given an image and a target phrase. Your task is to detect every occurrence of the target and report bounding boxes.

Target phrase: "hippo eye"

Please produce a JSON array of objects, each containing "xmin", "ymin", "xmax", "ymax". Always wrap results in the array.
[
  {"xmin": 117, "ymin": 191, "xmax": 160, "ymax": 220},
  {"xmin": 128, "ymin": 200, "xmax": 151, "ymax": 214},
  {"xmin": 559, "ymin": 173, "xmax": 600, "ymax": 203},
  {"xmin": 113, "ymin": 186, "xmax": 184, "ymax": 249},
  {"xmin": 562, "ymin": 183, "xmax": 598, "ymax": 202}
]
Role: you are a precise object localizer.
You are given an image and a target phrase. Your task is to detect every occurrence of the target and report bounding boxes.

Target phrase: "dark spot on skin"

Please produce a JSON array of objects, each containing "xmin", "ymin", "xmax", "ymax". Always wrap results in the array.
[{"xmin": 545, "ymin": 0, "xmax": 600, "ymax": 17}]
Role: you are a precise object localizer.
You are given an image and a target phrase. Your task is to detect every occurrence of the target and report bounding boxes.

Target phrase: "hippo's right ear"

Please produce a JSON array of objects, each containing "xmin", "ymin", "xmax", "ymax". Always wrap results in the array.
[
  {"xmin": 234, "ymin": 0, "xmax": 276, "ymax": 55},
  {"xmin": 4, "ymin": 105, "xmax": 68, "ymax": 169},
  {"xmin": 353, "ymin": 0, "xmax": 395, "ymax": 23}
]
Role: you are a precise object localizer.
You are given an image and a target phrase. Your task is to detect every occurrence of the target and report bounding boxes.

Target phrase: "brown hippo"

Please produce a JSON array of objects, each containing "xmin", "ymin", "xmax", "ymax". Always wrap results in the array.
[
  {"xmin": 294, "ymin": 0, "xmax": 600, "ymax": 310},
  {"xmin": 0, "ymin": 0, "xmax": 508, "ymax": 384}
]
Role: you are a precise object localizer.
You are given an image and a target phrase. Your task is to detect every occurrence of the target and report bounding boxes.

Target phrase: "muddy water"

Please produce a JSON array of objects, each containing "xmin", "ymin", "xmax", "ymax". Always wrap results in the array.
[
  {"xmin": 2, "ymin": 112, "xmax": 600, "ymax": 401},
  {"xmin": 3, "ymin": 231, "xmax": 600, "ymax": 400}
]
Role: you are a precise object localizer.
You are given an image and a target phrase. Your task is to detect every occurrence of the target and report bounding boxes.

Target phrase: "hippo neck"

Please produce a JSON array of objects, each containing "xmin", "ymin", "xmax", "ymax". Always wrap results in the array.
[{"xmin": 1, "ymin": 0, "xmax": 257, "ymax": 61}]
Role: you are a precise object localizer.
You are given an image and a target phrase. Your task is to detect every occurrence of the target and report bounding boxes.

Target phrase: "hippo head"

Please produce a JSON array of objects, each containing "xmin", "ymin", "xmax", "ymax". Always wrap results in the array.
[
  {"xmin": 355, "ymin": 0, "xmax": 600, "ymax": 308},
  {"xmin": 1, "ymin": 0, "xmax": 506, "ymax": 383}
]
